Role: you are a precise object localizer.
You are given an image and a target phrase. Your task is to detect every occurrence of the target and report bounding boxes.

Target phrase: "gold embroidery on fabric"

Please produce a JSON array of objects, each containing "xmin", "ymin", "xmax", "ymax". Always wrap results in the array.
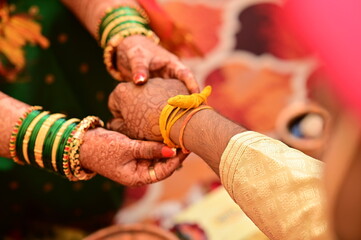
[
  {"xmin": 220, "ymin": 131, "xmax": 332, "ymax": 239},
  {"xmin": 0, "ymin": 2, "xmax": 49, "ymax": 81}
]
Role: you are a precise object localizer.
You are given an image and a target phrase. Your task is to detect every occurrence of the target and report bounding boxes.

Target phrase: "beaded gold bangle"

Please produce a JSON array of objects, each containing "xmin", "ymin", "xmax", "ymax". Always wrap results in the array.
[
  {"xmin": 62, "ymin": 124, "xmax": 79, "ymax": 181},
  {"xmin": 68, "ymin": 116, "xmax": 104, "ymax": 181},
  {"xmin": 34, "ymin": 113, "xmax": 66, "ymax": 168},
  {"xmin": 58, "ymin": 123, "xmax": 78, "ymax": 177},
  {"xmin": 9, "ymin": 106, "xmax": 42, "ymax": 165},
  {"xmin": 103, "ymin": 43, "xmax": 122, "ymax": 81},
  {"xmin": 22, "ymin": 111, "xmax": 50, "ymax": 164},
  {"xmin": 51, "ymin": 118, "xmax": 80, "ymax": 173}
]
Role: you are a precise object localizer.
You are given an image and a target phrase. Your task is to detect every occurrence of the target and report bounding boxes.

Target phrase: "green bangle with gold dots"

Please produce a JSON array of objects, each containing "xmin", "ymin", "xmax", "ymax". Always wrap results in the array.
[
  {"xmin": 11, "ymin": 107, "xmax": 42, "ymax": 165},
  {"xmin": 51, "ymin": 118, "xmax": 80, "ymax": 173},
  {"xmin": 56, "ymin": 122, "xmax": 77, "ymax": 176}
]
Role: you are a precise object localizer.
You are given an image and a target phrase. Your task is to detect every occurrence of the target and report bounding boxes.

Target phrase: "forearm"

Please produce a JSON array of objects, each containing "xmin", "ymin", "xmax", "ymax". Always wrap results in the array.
[
  {"xmin": 170, "ymin": 108, "xmax": 246, "ymax": 176},
  {"xmin": 0, "ymin": 92, "xmax": 30, "ymax": 158},
  {"xmin": 61, "ymin": 0, "xmax": 139, "ymax": 38},
  {"xmin": 169, "ymin": 107, "xmax": 330, "ymax": 238}
]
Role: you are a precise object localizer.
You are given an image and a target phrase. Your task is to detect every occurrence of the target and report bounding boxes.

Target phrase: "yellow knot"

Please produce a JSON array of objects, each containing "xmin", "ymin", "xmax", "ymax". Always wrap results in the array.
[
  {"xmin": 159, "ymin": 86, "xmax": 212, "ymax": 148},
  {"xmin": 168, "ymin": 86, "xmax": 212, "ymax": 108}
]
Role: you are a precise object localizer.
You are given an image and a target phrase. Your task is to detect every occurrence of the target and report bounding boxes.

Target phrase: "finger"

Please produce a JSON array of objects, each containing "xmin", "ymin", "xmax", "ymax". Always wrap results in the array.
[
  {"xmin": 169, "ymin": 61, "xmax": 199, "ymax": 93},
  {"xmin": 129, "ymin": 50, "xmax": 150, "ymax": 84},
  {"xmin": 157, "ymin": 57, "xmax": 199, "ymax": 93},
  {"xmin": 149, "ymin": 55, "xmax": 169, "ymax": 71},
  {"xmin": 107, "ymin": 118, "xmax": 125, "ymax": 132},
  {"xmin": 176, "ymin": 68, "xmax": 200, "ymax": 93},
  {"xmin": 130, "ymin": 140, "xmax": 177, "ymax": 159},
  {"xmin": 152, "ymin": 152, "xmax": 187, "ymax": 181},
  {"xmin": 107, "ymin": 118, "xmax": 138, "ymax": 139}
]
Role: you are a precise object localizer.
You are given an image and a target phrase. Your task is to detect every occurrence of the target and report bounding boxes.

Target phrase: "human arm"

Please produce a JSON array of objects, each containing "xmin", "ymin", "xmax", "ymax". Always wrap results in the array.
[
  {"xmin": 0, "ymin": 91, "xmax": 183, "ymax": 186},
  {"xmin": 60, "ymin": 0, "xmax": 199, "ymax": 92},
  {"xmin": 108, "ymin": 78, "xmax": 332, "ymax": 239}
]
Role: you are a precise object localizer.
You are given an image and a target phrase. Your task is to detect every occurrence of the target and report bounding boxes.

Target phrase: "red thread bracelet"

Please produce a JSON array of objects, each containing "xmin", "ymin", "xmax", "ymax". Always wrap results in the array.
[{"xmin": 179, "ymin": 105, "xmax": 212, "ymax": 154}]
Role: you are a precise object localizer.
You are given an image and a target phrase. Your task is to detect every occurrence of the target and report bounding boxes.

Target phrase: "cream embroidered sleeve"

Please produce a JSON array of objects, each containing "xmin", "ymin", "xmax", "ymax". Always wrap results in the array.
[{"xmin": 220, "ymin": 131, "xmax": 333, "ymax": 240}]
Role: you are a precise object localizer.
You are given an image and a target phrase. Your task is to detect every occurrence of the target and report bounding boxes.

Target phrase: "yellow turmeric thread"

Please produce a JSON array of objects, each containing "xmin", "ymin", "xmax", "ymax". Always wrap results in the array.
[{"xmin": 159, "ymin": 86, "xmax": 212, "ymax": 148}]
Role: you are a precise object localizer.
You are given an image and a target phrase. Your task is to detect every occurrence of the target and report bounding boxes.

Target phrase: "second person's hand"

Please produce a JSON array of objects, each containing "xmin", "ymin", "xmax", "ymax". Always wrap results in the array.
[{"xmin": 115, "ymin": 35, "xmax": 199, "ymax": 93}]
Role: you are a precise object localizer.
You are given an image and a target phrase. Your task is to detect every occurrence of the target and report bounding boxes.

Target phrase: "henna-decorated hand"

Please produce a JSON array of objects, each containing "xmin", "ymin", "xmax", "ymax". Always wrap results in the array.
[
  {"xmin": 115, "ymin": 35, "xmax": 199, "ymax": 93},
  {"xmin": 79, "ymin": 127, "xmax": 186, "ymax": 186},
  {"xmin": 108, "ymin": 78, "xmax": 189, "ymax": 141}
]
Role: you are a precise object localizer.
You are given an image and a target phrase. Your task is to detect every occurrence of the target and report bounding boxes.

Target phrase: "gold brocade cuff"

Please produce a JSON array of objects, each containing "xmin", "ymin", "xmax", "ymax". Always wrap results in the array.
[
  {"xmin": 219, "ymin": 131, "xmax": 330, "ymax": 239},
  {"xmin": 219, "ymin": 131, "xmax": 265, "ymax": 195}
]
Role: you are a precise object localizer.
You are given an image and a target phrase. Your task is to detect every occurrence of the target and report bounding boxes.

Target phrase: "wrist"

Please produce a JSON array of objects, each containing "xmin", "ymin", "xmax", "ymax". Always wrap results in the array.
[
  {"xmin": 170, "ymin": 108, "xmax": 246, "ymax": 176},
  {"xmin": 169, "ymin": 106, "xmax": 213, "ymax": 151},
  {"xmin": 0, "ymin": 93, "xmax": 30, "ymax": 158},
  {"xmin": 99, "ymin": 4, "xmax": 159, "ymax": 80}
]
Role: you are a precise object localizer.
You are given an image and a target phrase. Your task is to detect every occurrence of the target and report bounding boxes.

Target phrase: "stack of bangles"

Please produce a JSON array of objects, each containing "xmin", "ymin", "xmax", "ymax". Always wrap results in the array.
[
  {"xmin": 9, "ymin": 106, "xmax": 103, "ymax": 181},
  {"xmin": 159, "ymin": 86, "xmax": 213, "ymax": 154},
  {"xmin": 98, "ymin": 5, "xmax": 159, "ymax": 80}
]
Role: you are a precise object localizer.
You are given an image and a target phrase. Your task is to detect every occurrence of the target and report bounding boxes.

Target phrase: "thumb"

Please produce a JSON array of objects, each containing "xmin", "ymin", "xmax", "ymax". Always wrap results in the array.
[{"xmin": 130, "ymin": 140, "xmax": 177, "ymax": 159}]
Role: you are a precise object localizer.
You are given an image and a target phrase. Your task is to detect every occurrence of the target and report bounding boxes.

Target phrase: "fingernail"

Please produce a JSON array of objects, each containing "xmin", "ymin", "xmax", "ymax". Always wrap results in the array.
[
  {"xmin": 162, "ymin": 146, "xmax": 177, "ymax": 158},
  {"xmin": 134, "ymin": 73, "xmax": 146, "ymax": 84}
]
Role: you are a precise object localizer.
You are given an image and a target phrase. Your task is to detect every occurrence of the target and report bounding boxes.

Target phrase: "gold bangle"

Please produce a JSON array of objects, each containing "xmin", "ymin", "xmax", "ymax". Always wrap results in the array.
[
  {"xmin": 68, "ymin": 116, "xmax": 104, "ymax": 181},
  {"xmin": 51, "ymin": 118, "xmax": 80, "ymax": 172},
  {"xmin": 34, "ymin": 113, "xmax": 66, "ymax": 168},
  {"xmin": 22, "ymin": 111, "xmax": 50, "ymax": 164},
  {"xmin": 100, "ymin": 15, "xmax": 148, "ymax": 47},
  {"xmin": 109, "ymin": 27, "xmax": 159, "ymax": 45},
  {"xmin": 103, "ymin": 43, "xmax": 122, "ymax": 80}
]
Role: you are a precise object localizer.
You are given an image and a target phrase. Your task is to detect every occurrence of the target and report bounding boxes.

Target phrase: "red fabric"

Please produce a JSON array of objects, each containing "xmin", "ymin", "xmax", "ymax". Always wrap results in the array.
[
  {"xmin": 284, "ymin": 0, "xmax": 361, "ymax": 118},
  {"xmin": 136, "ymin": 0, "xmax": 174, "ymax": 41},
  {"xmin": 136, "ymin": 0, "xmax": 203, "ymax": 56}
]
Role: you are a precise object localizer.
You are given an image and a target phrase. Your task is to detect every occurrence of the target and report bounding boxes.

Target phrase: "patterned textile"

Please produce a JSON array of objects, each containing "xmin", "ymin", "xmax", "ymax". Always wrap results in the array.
[
  {"xmin": 220, "ymin": 131, "xmax": 333, "ymax": 239},
  {"xmin": 0, "ymin": 0, "xmax": 124, "ymax": 238}
]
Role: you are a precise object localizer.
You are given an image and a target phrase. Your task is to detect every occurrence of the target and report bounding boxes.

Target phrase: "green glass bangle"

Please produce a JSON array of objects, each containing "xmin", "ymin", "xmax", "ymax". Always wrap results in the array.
[
  {"xmin": 106, "ymin": 21, "xmax": 149, "ymax": 44},
  {"xmin": 100, "ymin": 7, "xmax": 142, "ymax": 33},
  {"xmin": 42, "ymin": 118, "xmax": 66, "ymax": 171},
  {"xmin": 99, "ymin": 12, "xmax": 144, "ymax": 39},
  {"xmin": 15, "ymin": 110, "xmax": 41, "ymax": 164},
  {"xmin": 101, "ymin": 7, "xmax": 142, "ymax": 28},
  {"xmin": 99, "ymin": 17, "xmax": 148, "ymax": 44},
  {"xmin": 56, "ymin": 123, "xmax": 77, "ymax": 176},
  {"xmin": 27, "ymin": 114, "xmax": 50, "ymax": 167}
]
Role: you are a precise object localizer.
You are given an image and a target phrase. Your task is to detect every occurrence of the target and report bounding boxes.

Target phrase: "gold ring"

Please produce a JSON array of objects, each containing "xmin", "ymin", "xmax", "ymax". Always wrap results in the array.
[{"xmin": 148, "ymin": 166, "xmax": 157, "ymax": 182}]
